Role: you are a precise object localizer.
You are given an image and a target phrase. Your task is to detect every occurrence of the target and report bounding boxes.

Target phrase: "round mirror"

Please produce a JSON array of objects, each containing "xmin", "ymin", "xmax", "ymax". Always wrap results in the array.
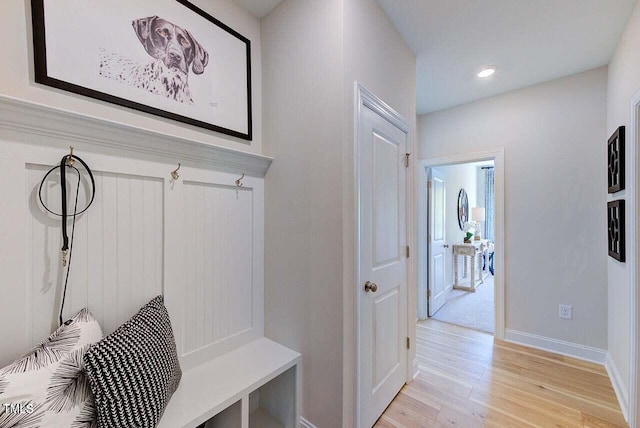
[{"xmin": 457, "ymin": 189, "xmax": 469, "ymax": 230}]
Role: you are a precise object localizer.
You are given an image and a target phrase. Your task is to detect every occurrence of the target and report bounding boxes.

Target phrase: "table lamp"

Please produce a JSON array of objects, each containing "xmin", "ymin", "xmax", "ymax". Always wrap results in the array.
[{"xmin": 472, "ymin": 207, "xmax": 485, "ymax": 241}]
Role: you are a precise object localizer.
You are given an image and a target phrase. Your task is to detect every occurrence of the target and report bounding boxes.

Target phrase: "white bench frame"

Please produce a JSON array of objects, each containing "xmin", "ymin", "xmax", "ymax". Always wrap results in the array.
[{"xmin": 159, "ymin": 338, "xmax": 301, "ymax": 428}]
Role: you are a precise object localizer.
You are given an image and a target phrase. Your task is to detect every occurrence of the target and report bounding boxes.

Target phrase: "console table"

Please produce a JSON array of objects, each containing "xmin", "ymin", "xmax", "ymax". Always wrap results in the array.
[{"xmin": 453, "ymin": 240, "xmax": 489, "ymax": 292}]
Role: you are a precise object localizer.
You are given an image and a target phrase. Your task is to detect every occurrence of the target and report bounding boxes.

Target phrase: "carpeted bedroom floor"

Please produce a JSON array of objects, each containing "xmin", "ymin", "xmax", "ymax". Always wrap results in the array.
[{"xmin": 431, "ymin": 273, "xmax": 494, "ymax": 334}]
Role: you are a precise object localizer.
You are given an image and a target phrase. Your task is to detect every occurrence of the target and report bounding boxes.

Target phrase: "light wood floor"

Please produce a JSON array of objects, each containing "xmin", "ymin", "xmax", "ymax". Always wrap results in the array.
[{"xmin": 375, "ymin": 320, "xmax": 627, "ymax": 428}]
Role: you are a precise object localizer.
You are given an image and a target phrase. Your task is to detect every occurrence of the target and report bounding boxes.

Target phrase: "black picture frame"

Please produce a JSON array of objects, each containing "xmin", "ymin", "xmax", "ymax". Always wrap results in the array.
[
  {"xmin": 608, "ymin": 126, "xmax": 624, "ymax": 193},
  {"xmin": 608, "ymin": 199, "xmax": 625, "ymax": 262},
  {"xmin": 31, "ymin": 0, "xmax": 252, "ymax": 141},
  {"xmin": 457, "ymin": 189, "xmax": 469, "ymax": 231}
]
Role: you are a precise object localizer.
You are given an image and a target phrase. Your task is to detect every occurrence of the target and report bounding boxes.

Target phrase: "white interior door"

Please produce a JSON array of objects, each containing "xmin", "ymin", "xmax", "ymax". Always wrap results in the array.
[
  {"xmin": 428, "ymin": 169, "xmax": 447, "ymax": 316},
  {"xmin": 358, "ymin": 104, "xmax": 408, "ymax": 428}
]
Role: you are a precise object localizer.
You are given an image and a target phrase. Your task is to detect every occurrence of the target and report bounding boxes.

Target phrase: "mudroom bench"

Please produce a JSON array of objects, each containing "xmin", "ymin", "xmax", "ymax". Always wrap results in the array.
[{"xmin": 158, "ymin": 338, "xmax": 301, "ymax": 428}]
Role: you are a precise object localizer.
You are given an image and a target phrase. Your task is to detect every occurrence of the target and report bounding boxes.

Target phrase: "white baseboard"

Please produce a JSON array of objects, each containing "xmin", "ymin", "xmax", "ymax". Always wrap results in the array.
[
  {"xmin": 300, "ymin": 417, "xmax": 317, "ymax": 428},
  {"xmin": 504, "ymin": 329, "xmax": 607, "ymax": 364},
  {"xmin": 605, "ymin": 352, "xmax": 629, "ymax": 423}
]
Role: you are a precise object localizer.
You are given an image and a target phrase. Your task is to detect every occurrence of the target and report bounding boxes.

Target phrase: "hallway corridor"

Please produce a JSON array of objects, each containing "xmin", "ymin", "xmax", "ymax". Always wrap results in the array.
[{"xmin": 375, "ymin": 320, "xmax": 626, "ymax": 427}]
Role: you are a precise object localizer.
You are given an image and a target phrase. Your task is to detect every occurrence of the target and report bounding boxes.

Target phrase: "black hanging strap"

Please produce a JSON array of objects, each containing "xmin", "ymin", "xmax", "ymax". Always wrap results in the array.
[
  {"xmin": 60, "ymin": 156, "xmax": 68, "ymax": 253},
  {"xmin": 59, "ymin": 155, "xmax": 95, "ymax": 254},
  {"xmin": 38, "ymin": 150, "xmax": 96, "ymax": 326}
]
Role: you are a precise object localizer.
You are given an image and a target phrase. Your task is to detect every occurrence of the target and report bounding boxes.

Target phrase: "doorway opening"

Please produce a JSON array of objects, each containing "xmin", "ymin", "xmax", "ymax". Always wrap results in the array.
[
  {"xmin": 416, "ymin": 150, "xmax": 505, "ymax": 339},
  {"xmin": 428, "ymin": 160, "xmax": 495, "ymax": 333}
]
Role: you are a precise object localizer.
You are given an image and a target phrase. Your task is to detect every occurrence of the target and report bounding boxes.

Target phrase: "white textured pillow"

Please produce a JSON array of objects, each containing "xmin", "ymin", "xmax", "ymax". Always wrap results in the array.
[{"xmin": 0, "ymin": 308, "xmax": 103, "ymax": 427}]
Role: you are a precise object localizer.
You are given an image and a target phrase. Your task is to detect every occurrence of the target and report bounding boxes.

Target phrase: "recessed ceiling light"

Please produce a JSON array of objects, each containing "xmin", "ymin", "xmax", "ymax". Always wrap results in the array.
[{"xmin": 477, "ymin": 68, "xmax": 496, "ymax": 78}]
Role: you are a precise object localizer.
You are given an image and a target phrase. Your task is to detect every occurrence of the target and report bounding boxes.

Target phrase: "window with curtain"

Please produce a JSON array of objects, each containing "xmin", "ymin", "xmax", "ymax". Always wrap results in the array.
[{"xmin": 484, "ymin": 167, "xmax": 495, "ymax": 242}]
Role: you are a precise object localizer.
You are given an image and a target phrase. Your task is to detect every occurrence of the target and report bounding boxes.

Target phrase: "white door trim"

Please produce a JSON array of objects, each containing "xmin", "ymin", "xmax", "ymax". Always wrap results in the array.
[
  {"xmin": 353, "ymin": 82, "xmax": 414, "ymax": 428},
  {"xmin": 626, "ymin": 88, "xmax": 640, "ymax": 427},
  {"xmin": 416, "ymin": 149, "xmax": 505, "ymax": 340}
]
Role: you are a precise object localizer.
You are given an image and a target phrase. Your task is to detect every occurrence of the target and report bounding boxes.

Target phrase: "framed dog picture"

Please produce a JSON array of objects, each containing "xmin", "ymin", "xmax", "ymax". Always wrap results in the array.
[{"xmin": 31, "ymin": 0, "xmax": 252, "ymax": 140}]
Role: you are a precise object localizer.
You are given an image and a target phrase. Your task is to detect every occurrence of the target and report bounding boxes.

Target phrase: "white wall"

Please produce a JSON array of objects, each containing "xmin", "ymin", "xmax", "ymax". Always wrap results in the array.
[
  {"xmin": 261, "ymin": 0, "xmax": 416, "ymax": 426},
  {"xmin": 434, "ymin": 163, "xmax": 478, "ymax": 289},
  {"xmin": 419, "ymin": 67, "xmax": 608, "ymax": 351},
  {"xmin": 0, "ymin": 0, "xmax": 263, "ymax": 154},
  {"xmin": 437, "ymin": 164, "xmax": 478, "ymax": 245},
  {"xmin": 606, "ymin": 0, "xmax": 640, "ymax": 414},
  {"xmin": 261, "ymin": 1, "xmax": 345, "ymax": 427},
  {"xmin": 341, "ymin": 0, "xmax": 416, "ymax": 425}
]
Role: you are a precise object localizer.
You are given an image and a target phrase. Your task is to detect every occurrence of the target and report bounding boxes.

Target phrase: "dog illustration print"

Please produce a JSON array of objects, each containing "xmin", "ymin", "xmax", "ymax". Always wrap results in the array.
[{"xmin": 99, "ymin": 16, "xmax": 209, "ymax": 104}]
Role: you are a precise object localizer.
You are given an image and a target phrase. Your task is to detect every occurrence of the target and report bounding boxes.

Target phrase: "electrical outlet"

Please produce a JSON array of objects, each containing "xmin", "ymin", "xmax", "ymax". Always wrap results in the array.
[{"xmin": 559, "ymin": 305, "xmax": 572, "ymax": 320}]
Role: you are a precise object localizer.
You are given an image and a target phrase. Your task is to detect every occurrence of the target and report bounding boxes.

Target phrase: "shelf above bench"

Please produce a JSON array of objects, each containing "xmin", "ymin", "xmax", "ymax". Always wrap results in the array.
[{"xmin": 158, "ymin": 338, "xmax": 301, "ymax": 428}]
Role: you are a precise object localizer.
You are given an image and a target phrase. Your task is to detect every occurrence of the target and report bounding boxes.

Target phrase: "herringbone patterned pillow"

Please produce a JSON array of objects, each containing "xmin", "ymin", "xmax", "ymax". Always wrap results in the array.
[{"xmin": 83, "ymin": 296, "xmax": 181, "ymax": 428}]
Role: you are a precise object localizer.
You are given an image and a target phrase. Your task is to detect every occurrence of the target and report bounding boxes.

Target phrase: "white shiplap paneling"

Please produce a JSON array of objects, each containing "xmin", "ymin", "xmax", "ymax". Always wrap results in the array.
[
  {"xmin": 0, "ymin": 97, "xmax": 268, "ymax": 370},
  {"xmin": 26, "ymin": 165, "xmax": 164, "ymax": 345},
  {"xmin": 182, "ymin": 181, "xmax": 253, "ymax": 353}
]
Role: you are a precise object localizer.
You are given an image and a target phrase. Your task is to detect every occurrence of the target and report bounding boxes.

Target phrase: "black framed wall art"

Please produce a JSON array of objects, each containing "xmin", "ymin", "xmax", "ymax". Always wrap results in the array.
[
  {"xmin": 607, "ymin": 199, "xmax": 625, "ymax": 262},
  {"xmin": 607, "ymin": 126, "xmax": 624, "ymax": 193},
  {"xmin": 31, "ymin": 0, "xmax": 252, "ymax": 140},
  {"xmin": 457, "ymin": 189, "xmax": 469, "ymax": 231}
]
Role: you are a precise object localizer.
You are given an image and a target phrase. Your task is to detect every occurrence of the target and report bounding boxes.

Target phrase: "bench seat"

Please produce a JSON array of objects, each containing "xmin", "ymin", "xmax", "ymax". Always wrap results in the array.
[{"xmin": 158, "ymin": 338, "xmax": 301, "ymax": 428}]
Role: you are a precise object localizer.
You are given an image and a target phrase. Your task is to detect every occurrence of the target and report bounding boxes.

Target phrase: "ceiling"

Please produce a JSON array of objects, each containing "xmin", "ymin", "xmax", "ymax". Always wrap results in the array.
[
  {"xmin": 233, "ymin": 0, "xmax": 283, "ymax": 18},
  {"xmin": 377, "ymin": 0, "xmax": 637, "ymax": 114}
]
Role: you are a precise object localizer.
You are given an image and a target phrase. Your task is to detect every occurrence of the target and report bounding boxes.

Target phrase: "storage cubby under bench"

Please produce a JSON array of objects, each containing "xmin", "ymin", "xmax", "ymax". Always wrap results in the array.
[{"xmin": 158, "ymin": 338, "xmax": 301, "ymax": 428}]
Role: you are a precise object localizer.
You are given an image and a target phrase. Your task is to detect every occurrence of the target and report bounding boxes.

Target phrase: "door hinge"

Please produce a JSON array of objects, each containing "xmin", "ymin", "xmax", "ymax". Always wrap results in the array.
[
  {"xmin": 405, "ymin": 153, "xmax": 411, "ymax": 168},
  {"xmin": 427, "ymin": 289, "xmax": 431, "ymax": 298},
  {"xmin": 406, "ymin": 337, "xmax": 410, "ymax": 349},
  {"xmin": 427, "ymin": 180, "xmax": 432, "ymax": 189},
  {"xmin": 405, "ymin": 246, "xmax": 410, "ymax": 258}
]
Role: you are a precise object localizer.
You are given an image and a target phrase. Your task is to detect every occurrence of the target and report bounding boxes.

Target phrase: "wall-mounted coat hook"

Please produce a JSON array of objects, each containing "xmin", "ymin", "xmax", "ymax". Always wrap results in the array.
[
  {"xmin": 235, "ymin": 173, "xmax": 245, "ymax": 187},
  {"xmin": 171, "ymin": 163, "xmax": 181, "ymax": 180},
  {"xmin": 66, "ymin": 145, "xmax": 75, "ymax": 166}
]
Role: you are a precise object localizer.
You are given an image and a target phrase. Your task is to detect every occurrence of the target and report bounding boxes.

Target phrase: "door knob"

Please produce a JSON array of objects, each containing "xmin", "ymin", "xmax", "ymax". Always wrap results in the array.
[{"xmin": 364, "ymin": 281, "xmax": 378, "ymax": 292}]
